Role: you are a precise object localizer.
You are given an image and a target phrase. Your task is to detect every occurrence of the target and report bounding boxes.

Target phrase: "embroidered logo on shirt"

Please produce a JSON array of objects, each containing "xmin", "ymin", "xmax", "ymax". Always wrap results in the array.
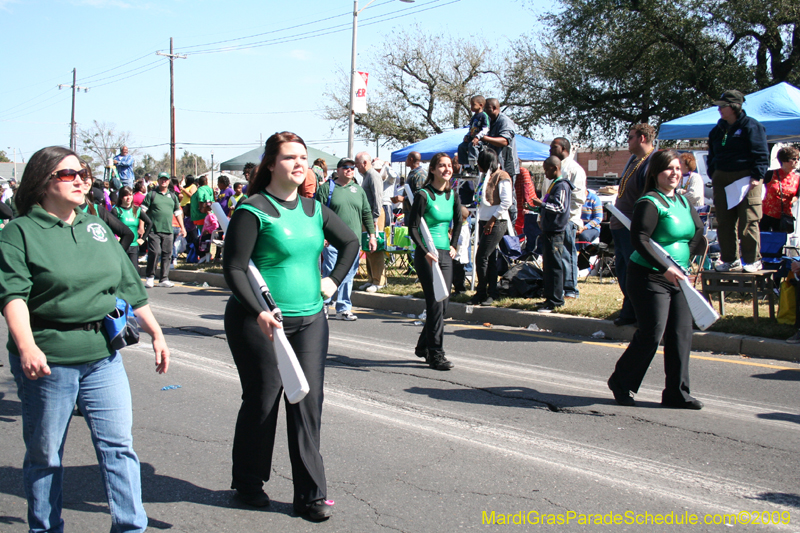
[
  {"xmin": 349, "ymin": 186, "xmax": 358, "ymax": 193},
  {"xmin": 87, "ymin": 223, "xmax": 108, "ymax": 242},
  {"xmin": 733, "ymin": 129, "xmax": 742, "ymax": 137}
]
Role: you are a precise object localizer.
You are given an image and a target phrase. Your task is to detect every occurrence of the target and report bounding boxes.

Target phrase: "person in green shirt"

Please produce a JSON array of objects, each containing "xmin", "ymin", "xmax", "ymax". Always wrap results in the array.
[
  {"xmin": 315, "ymin": 157, "xmax": 376, "ymax": 320},
  {"xmin": 113, "ymin": 186, "xmax": 153, "ymax": 267},
  {"xmin": 190, "ymin": 175, "xmax": 214, "ymax": 227},
  {"xmin": 142, "ymin": 172, "xmax": 186, "ymax": 288},
  {"xmin": 407, "ymin": 152, "xmax": 462, "ymax": 370},
  {"xmin": 0, "ymin": 146, "xmax": 171, "ymax": 533},
  {"xmin": 607, "ymin": 149, "xmax": 706, "ymax": 410}
]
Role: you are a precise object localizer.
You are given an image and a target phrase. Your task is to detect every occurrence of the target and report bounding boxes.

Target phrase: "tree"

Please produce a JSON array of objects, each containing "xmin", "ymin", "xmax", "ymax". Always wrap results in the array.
[
  {"xmin": 134, "ymin": 151, "xmax": 209, "ymax": 180},
  {"xmin": 324, "ymin": 27, "xmax": 503, "ymax": 147},
  {"xmin": 508, "ymin": 0, "xmax": 800, "ymax": 146},
  {"xmin": 0, "ymin": 150, "xmax": 10, "ymax": 163},
  {"xmin": 78, "ymin": 120, "xmax": 135, "ymax": 173}
]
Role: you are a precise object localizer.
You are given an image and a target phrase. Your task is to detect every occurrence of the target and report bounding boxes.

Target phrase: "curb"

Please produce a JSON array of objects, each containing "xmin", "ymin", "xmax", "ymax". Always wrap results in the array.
[{"xmin": 169, "ymin": 270, "xmax": 799, "ymax": 364}]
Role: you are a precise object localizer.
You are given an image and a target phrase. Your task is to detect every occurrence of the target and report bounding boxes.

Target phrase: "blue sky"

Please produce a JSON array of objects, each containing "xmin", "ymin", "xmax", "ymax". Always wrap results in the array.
[{"xmin": 1, "ymin": 0, "xmax": 548, "ymax": 166}]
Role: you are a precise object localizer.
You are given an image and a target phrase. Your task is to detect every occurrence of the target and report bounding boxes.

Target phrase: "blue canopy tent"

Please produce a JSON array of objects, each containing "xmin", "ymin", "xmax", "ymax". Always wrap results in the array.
[
  {"xmin": 659, "ymin": 82, "xmax": 800, "ymax": 142},
  {"xmin": 390, "ymin": 127, "xmax": 550, "ymax": 162}
]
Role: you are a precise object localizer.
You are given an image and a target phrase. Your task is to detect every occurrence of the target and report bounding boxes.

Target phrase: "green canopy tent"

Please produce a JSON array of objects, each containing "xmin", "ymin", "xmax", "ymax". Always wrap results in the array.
[{"xmin": 220, "ymin": 145, "xmax": 339, "ymax": 171}]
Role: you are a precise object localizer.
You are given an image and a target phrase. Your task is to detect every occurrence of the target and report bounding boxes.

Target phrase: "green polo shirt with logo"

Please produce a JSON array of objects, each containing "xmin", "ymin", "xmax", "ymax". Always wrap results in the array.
[
  {"xmin": 0, "ymin": 205, "xmax": 148, "ymax": 365},
  {"xmin": 142, "ymin": 190, "xmax": 180, "ymax": 233}
]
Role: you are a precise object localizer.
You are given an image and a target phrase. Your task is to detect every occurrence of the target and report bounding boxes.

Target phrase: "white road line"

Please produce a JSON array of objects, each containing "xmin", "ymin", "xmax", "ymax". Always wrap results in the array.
[
  {"xmin": 328, "ymin": 333, "xmax": 800, "ymax": 432},
  {"xmin": 126, "ymin": 343, "xmax": 795, "ymax": 524}
]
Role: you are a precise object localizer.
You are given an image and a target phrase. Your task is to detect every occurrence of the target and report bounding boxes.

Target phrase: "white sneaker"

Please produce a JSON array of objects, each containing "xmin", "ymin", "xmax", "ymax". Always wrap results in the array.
[
  {"xmin": 365, "ymin": 284, "xmax": 378, "ymax": 293},
  {"xmin": 714, "ymin": 258, "xmax": 742, "ymax": 272},
  {"xmin": 336, "ymin": 311, "xmax": 358, "ymax": 321},
  {"xmin": 159, "ymin": 280, "xmax": 174, "ymax": 288},
  {"xmin": 358, "ymin": 282, "xmax": 372, "ymax": 290},
  {"xmin": 742, "ymin": 260, "xmax": 762, "ymax": 273},
  {"xmin": 145, "ymin": 277, "xmax": 155, "ymax": 288}
]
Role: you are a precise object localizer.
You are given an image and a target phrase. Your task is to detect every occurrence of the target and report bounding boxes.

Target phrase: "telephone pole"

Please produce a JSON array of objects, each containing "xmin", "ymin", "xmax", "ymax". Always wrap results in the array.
[
  {"xmin": 156, "ymin": 38, "xmax": 187, "ymax": 178},
  {"xmin": 58, "ymin": 69, "xmax": 89, "ymax": 152}
]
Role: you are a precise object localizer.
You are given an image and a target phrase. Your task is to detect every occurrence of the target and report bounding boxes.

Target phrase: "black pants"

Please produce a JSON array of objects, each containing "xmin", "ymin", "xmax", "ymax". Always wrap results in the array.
[
  {"xmin": 474, "ymin": 219, "xmax": 507, "ymax": 299},
  {"xmin": 414, "ymin": 248, "xmax": 453, "ymax": 358},
  {"xmin": 126, "ymin": 244, "xmax": 139, "ymax": 269},
  {"xmin": 146, "ymin": 232, "xmax": 174, "ymax": 281},
  {"xmin": 542, "ymin": 231, "xmax": 565, "ymax": 307},
  {"xmin": 224, "ymin": 298, "xmax": 328, "ymax": 506},
  {"xmin": 452, "ymin": 261, "xmax": 466, "ymax": 292},
  {"xmin": 610, "ymin": 263, "xmax": 693, "ymax": 402}
]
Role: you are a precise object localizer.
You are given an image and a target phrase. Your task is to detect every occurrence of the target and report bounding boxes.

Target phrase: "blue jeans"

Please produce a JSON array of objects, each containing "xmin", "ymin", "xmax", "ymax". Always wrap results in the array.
[
  {"xmin": 9, "ymin": 352, "xmax": 147, "ymax": 533},
  {"xmin": 612, "ymin": 226, "xmax": 636, "ymax": 322},
  {"xmin": 561, "ymin": 221, "xmax": 579, "ymax": 297},
  {"xmin": 322, "ymin": 245, "xmax": 360, "ymax": 313}
]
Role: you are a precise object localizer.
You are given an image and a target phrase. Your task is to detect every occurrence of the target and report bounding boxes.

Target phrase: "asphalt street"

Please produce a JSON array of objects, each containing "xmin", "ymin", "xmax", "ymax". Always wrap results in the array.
[{"xmin": 1, "ymin": 283, "xmax": 799, "ymax": 532}]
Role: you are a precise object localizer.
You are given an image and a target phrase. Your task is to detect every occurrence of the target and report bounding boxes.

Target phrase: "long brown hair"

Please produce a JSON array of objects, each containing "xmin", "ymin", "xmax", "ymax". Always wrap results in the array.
[
  {"xmin": 643, "ymin": 149, "xmax": 680, "ymax": 193},
  {"xmin": 423, "ymin": 152, "xmax": 453, "ymax": 192},
  {"xmin": 248, "ymin": 131, "xmax": 307, "ymax": 197}
]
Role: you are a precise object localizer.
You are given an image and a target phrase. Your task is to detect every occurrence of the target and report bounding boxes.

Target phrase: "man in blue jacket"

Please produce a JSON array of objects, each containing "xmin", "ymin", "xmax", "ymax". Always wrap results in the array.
[{"xmin": 708, "ymin": 90, "xmax": 769, "ymax": 273}]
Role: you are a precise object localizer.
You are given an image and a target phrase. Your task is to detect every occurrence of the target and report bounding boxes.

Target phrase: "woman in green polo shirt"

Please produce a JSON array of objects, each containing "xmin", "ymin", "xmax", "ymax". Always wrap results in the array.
[
  {"xmin": 408, "ymin": 152, "xmax": 463, "ymax": 371},
  {"xmin": 113, "ymin": 185, "xmax": 153, "ymax": 267},
  {"xmin": 0, "ymin": 146, "xmax": 171, "ymax": 532},
  {"xmin": 607, "ymin": 149, "xmax": 706, "ymax": 410}
]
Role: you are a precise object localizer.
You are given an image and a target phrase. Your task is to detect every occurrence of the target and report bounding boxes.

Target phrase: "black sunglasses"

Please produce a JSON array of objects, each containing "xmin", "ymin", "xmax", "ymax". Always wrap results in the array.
[
  {"xmin": 340, "ymin": 165, "xmax": 356, "ymax": 170},
  {"xmin": 51, "ymin": 168, "xmax": 90, "ymax": 183}
]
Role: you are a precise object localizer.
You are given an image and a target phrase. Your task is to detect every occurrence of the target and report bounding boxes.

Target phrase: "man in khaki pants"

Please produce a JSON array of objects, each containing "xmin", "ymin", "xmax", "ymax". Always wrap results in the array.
[
  {"xmin": 707, "ymin": 90, "xmax": 769, "ymax": 273},
  {"xmin": 356, "ymin": 152, "xmax": 386, "ymax": 292}
]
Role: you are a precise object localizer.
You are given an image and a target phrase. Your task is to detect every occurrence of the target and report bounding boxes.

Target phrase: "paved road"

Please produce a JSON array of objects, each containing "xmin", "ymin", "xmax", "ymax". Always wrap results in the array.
[{"xmin": 1, "ymin": 283, "xmax": 799, "ymax": 532}]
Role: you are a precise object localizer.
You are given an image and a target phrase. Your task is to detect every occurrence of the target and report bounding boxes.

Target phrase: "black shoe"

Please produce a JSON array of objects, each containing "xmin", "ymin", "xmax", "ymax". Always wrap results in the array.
[
  {"xmin": 613, "ymin": 317, "xmax": 637, "ymax": 327},
  {"xmin": 429, "ymin": 354, "xmax": 454, "ymax": 371},
  {"xmin": 414, "ymin": 349, "xmax": 427, "ymax": 359},
  {"xmin": 661, "ymin": 396, "xmax": 704, "ymax": 410},
  {"xmin": 295, "ymin": 499, "xmax": 334, "ymax": 521},
  {"xmin": 607, "ymin": 376, "xmax": 635, "ymax": 406},
  {"xmin": 469, "ymin": 294, "xmax": 483, "ymax": 305},
  {"xmin": 235, "ymin": 489, "xmax": 271, "ymax": 507}
]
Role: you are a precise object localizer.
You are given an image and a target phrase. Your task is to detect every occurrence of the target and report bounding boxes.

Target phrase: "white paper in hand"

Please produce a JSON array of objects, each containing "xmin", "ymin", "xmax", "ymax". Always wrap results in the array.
[
  {"xmin": 246, "ymin": 262, "xmax": 310, "ymax": 404},
  {"xmin": 419, "ymin": 219, "xmax": 449, "ymax": 302}
]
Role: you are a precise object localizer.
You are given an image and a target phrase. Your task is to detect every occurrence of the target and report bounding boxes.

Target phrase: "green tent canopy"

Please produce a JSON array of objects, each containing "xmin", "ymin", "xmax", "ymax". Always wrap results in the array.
[{"xmin": 220, "ymin": 145, "xmax": 339, "ymax": 171}]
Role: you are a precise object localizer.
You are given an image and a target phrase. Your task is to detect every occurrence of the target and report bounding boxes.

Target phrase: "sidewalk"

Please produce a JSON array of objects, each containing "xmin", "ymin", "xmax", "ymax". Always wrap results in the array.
[{"xmin": 167, "ymin": 269, "xmax": 800, "ymax": 363}]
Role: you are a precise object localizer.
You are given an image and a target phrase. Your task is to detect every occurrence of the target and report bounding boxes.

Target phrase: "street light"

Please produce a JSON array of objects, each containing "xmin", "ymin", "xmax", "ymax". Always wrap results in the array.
[{"xmin": 347, "ymin": 0, "xmax": 415, "ymax": 159}]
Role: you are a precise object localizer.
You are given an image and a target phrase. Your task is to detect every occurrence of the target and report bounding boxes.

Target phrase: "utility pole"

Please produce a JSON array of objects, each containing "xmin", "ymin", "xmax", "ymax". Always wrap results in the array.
[
  {"xmin": 58, "ymin": 69, "xmax": 89, "ymax": 152},
  {"xmin": 156, "ymin": 38, "xmax": 187, "ymax": 178}
]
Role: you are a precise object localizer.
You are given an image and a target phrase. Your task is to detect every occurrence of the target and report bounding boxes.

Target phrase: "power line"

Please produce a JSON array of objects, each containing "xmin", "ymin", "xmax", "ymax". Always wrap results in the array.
[
  {"xmin": 176, "ymin": 107, "xmax": 319, "ymax": 115},
  {"xmin": 80, "ymin": 51, "xmax": 159, "ymax": 82},
  {"xmin": 92, "ymin": 62, "xmax": 164, "ymax": 89},
  {"xmin": 83, "ymin": 59, "xmax": 163, "ymax": 85},
  {"xmin": 186, "ymin": 0, "xmax": 452, "ymax": 55},
  {"xmin": 174, "ymin": 0, "xmax": 396, "ymax": 52}
]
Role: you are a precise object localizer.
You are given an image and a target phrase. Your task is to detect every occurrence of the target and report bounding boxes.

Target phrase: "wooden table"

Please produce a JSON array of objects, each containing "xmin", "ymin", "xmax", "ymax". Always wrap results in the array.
[{"xmin": 701, "ymin": 270, "xmax": 775, "ymax": 323}]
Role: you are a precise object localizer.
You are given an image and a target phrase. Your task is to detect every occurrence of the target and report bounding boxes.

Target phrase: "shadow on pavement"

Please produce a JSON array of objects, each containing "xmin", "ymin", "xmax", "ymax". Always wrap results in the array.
[
  {"xmin": 756, "ymin": 412, "xmax": 800, "ymax": 425},
  {"xmin": 748, "ymin": 492, "xmax": 800, "ymax": 508},
  {"xmin": 749, "ymin": 369, "xmax": 800, "ymax": 381},
  {"xmin": 327, "ymin": 353, "xmax": 421, "ymax": 372},
  {"xmin": 405, "ymin": 385, "xmax": 619, "ymax": 412}
]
